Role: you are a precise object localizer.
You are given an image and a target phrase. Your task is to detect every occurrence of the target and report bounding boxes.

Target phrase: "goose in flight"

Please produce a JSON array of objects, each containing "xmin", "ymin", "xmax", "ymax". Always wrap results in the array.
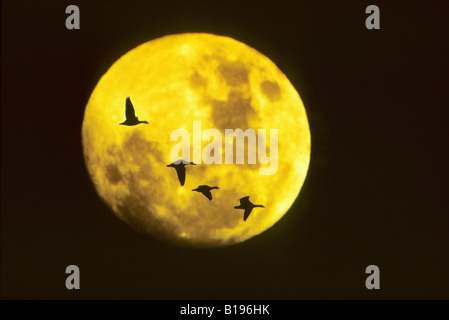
[
  {"xmin": 119, "ymin": 97, "xmax": 149, "ymax": 126},
  {"xmin": 234, "ymin": 196, "xmax": 265, "ymax": 221},
  {"xmin": 192, "ymin": 185, "xmax": 219, "ymax": 200},
  {"xmin": 166, "ymin": 160, "xmax": 196, "ymax": 186}
]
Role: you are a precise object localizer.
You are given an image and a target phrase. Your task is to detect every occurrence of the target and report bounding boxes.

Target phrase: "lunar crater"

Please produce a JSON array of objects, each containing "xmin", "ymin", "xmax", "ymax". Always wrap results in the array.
[
  {"xmin": 105, "ymin": 164, "xmax": 122, "ymax": 185},
  {"xmin": 260, "ymin": 80, "xmax": 281, "ymax": 102},
  {"xmin": 217, "ymin": 60, "xmax": 249, "ymax": 87},
  {"xmin": 210, "ymin": 90, "xmax": 256, "ymax": 131}
]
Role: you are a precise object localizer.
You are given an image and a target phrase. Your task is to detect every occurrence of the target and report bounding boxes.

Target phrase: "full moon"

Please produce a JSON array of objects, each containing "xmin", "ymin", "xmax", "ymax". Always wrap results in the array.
[{"xmin": 82, "ymin": 33, "xmax": 310, "ymax": 247}]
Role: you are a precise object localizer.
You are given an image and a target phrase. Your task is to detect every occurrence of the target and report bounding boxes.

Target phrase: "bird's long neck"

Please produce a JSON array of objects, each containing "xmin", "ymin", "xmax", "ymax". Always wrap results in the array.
[
  {"xmin": 254, "ymin": 205, "xmax": 264, "ymax": 208},
  {"xmin": 211, "ymin": 186, "xmax": 219, "ymax": 189}
]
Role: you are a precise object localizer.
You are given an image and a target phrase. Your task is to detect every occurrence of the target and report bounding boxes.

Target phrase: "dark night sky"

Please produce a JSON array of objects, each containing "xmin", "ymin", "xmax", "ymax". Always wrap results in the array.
[{"xmin": 1, "ymin": 0, "xmax": 448, "ymax": 299}]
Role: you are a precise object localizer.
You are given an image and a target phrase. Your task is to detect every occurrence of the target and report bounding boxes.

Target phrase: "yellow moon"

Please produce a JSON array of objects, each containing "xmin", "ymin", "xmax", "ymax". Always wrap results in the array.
[{"xmin": 82, "ymin": 33, "xmax": 310, "ymax": 247}]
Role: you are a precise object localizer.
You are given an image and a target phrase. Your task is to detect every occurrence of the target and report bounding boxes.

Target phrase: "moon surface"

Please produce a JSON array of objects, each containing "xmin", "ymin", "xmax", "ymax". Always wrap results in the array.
[{"xmin": 82, "ymin": 33, "xmax": 310, "ymax": 247}]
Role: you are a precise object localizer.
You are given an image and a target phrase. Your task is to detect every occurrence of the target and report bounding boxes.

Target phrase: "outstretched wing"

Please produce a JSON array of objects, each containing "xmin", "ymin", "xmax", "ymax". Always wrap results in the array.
[
  {"xmin": 239, "ymin": 196, "xmax": 251, "ymax": 206},
  {"xmin": 243, "ymin": 208, "xmax": 253, "ymax": 221},
  {"xmin": 125, "ymin": 97, "xmax": 137, "ymax": 120},
  {"xmin": 175, "ymin": 159, "xmax": 196, "ymax": 165},
  {"xmin": 202, "ymin": 190, "xmax": 212, "ymax": 201},
  {"xmin": 175, "ymin": 165, "xmax": 186, "ymax": 186}
]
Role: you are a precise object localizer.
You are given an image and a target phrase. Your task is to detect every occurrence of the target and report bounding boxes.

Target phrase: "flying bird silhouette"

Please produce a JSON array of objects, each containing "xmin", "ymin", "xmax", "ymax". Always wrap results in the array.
[
  {"xmin": 167, "ymin": 160, "xmax": 196, "ymax": 186},
  {"xmin": 192, "ymin": 185, "xmax": 219, "ymax": 200},
  {"xmin": 119, "ymin": 97, "xmax": 149, "ymax": 126},
  {"xmin": 234, "ymin": 196, "xmax": 265, "ymax": 222}
]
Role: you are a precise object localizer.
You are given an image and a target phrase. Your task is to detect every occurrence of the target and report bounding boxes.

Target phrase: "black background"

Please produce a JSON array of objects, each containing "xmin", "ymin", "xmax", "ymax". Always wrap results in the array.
[{"xmin": 1, "ymin": 0, "xmax": 448, "ymax": 299}]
